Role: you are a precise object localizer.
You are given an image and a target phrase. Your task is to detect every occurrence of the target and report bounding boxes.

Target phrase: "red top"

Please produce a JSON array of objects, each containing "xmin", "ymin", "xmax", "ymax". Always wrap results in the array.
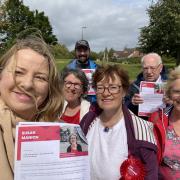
[{"xmin": 60, "ymin": 110, "xmax": 80, "ymax": 124}]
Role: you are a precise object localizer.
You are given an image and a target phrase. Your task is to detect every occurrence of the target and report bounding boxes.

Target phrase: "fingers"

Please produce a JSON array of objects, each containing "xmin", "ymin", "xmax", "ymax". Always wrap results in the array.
[{"xmin": 132, "ymin": 93, "xmax": 144, "ymax": 105}]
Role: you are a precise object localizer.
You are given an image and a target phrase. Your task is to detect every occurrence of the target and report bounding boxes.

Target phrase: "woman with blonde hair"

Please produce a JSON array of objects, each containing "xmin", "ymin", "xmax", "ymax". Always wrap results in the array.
[
  {"xmin": 0, "ymin": 34, "xmax": 64, "ymax": 180},
  {"xmin": 149, "ymin": 66, "xmax": 180, "ymax": 179}
]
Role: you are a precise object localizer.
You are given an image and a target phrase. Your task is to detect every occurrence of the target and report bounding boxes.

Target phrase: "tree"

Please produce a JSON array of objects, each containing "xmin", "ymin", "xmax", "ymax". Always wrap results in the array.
[
  {"xmin": 0, "ymin": 0, "xmax": 57, "ymax": 52},
  {"xmin": 108, "ymin": 48, "xmax": 115, "ymax": 61},
  {"xmin": 51, "ymin": 44, "xmax": 73, "ymax": 59},
  {"xmin": 138, "ymin": 0, "xmax": 180, "ymax": 65}
]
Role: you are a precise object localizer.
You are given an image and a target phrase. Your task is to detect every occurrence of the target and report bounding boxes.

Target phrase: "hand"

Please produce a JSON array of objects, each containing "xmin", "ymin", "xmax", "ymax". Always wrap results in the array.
[{"xmin": 132, "ymin": 93, "xmax": 144, "ymax": 105}]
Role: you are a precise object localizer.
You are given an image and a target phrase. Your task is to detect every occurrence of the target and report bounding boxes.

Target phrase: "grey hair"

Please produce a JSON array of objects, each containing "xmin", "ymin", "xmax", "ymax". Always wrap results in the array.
[
  {"xmin": 141, "ymin": 53, "xmax": 162, "ymax": 65},
  {"xmin": 60, "ymin": 68, "xmax": 89, "ymax": 94}
]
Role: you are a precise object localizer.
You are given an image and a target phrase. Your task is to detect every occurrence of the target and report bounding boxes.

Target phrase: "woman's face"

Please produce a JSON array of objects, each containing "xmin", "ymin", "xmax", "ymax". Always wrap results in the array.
[
  {"xmin": 170, "ymin": 78, "xmax": 180, "ymax": 112},
  {"xmin": 0, "ymin": 49, "xmax": 49, "ymax": 120},
  {"xmin": 63, "ymin": 74, "xmax": 83, "ymax": 103},
  {"xmin": 96, "ymin": 74, "xmax": 125, "ymax": 112},
  {"xmin": 70, "ymin": 135, "xmax": 77, "ymax": 144}
]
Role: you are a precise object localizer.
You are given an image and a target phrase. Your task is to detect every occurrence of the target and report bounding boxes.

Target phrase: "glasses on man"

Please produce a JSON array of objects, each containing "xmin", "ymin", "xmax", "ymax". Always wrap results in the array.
[
  {"xmin": 143, "ymin": 64, "xmax": 161, "ymax": 73},
  {"xmin": 64, "ymin": 81, "xmax": 82, "ymax": 90},
  {"xmin": 95, "ymin": 84, "xmax": 122, "ymax": 94}
]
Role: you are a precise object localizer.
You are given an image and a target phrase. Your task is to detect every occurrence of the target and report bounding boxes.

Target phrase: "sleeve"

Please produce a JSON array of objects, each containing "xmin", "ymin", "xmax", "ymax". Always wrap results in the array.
[
  {"xmin": 139, "ymin": 147, "xmax": 158, "ymax": 180},
  {"xmin": 124, "ymin": 82, "xmax": 139, "ymax": 108},
  {"xmin": 0, "ymin": 129, "xmax": 13, "ymax": 180}
]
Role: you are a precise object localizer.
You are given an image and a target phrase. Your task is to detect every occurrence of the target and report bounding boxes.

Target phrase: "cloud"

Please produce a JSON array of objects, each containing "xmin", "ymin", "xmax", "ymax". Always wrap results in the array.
[{"xmin": 24, "ymin": 0, "xmax": 150, "ymax": 52}]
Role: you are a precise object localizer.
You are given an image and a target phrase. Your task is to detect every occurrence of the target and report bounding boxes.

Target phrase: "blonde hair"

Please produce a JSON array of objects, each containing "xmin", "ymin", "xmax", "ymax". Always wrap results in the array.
[
  {"xmin": 0, "ymin": 35, "xmax": 64, "ymax": 121},
  {"xmin": 166, "ymin": 66, "xmax": 180, "ymax": 98}
]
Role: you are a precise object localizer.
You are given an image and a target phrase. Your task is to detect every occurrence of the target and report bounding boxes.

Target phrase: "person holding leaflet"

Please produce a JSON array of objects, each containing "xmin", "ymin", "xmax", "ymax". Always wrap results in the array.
[{"xmin": 0, "ymin": 33, "xmax": 64, "ymax": 180}]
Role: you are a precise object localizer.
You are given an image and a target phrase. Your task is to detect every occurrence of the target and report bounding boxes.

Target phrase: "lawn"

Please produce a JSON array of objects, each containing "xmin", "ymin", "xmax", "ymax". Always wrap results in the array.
[{"xmin": 56, "ymin": 59, "xmax": 176, "ymax": 80}]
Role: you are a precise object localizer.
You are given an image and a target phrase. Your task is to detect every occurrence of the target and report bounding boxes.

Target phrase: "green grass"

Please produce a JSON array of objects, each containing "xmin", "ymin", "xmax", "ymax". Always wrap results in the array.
[
  {"xmin": 55, "ymin": 59, "xmax": 176, "ymax": 80},
  {"xmin": 56, "ymin": 59, "xmax": 71, "ymax": 71}
]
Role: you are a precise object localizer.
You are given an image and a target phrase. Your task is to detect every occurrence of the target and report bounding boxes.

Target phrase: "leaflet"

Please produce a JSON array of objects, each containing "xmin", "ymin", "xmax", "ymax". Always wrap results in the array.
[
  {"xmin": 14, "ymin": 122, "xmax": 90, "ymax": 180},
  {"xmin": 138, "ymin": 81, "xmax": 165, "ymax": 117},
  {"xmin": 82, "ymin": 69, "xmax": 95, "ymax": 95}
]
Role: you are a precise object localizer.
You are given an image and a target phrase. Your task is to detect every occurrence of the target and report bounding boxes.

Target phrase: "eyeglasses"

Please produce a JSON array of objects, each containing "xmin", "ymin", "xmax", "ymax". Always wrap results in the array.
[
  {"xmin": 64, "ymin": 81, "xmax": 82, "ymax": 90},
  {"xmin": 143, "ymin": 64, "xmax": 161, "ymax": 73},
  {"xmin": 95, "ymin": 84, "xmax": 122, "ymax": 94}
]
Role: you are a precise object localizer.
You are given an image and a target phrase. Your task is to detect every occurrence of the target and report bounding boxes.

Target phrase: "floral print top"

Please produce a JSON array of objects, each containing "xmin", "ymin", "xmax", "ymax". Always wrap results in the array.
[{"xmin": 160, "ymin": 125, "xmax": 180, "ymax": 180}]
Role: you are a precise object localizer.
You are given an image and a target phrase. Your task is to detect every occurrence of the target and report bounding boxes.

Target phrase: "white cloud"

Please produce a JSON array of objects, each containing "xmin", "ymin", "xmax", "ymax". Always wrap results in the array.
[{"xmin": 24, "ymin": 0, "xmax": 150, "ymax": 52}]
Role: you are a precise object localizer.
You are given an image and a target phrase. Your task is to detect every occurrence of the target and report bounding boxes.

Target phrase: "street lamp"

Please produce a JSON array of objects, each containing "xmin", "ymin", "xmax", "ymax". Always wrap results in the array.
[{"xmin": 81, "ymin": 26, "xmax": 87, "ymax": 40}]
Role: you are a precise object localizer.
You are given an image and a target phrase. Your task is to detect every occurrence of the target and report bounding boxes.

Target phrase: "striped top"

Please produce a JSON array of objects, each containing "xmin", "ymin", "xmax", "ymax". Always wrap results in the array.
[{"xmin": 130, "ymin": 111, "xmax": 157, "ymax": 145}]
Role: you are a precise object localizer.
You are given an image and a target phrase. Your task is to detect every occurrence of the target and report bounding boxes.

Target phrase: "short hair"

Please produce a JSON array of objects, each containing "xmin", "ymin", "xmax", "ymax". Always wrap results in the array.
[
  {"xmin": 166, "ymin": 66, "xmax": 180, "ymax": 98},
  {"xmin": 0, "ymin": 35, "xmax": 64, "ymax": 121},
  {"xmin": 141, "ymin": 53, "xmax": 162, "ymax": 65},
  {"xmin": 92, "ymin": 64, "xmax": 130, "ymax": 94},
  {"xmin": 60, "ymin": 68, "xmax": 89, "ymax": 94}
]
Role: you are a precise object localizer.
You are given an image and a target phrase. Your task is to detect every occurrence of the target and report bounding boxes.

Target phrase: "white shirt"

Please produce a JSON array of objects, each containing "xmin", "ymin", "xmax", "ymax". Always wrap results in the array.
[
  {"xmin": 87, "ymin": 116, "xmax": 128, "ymax": 180},
  {"xmin": 156, "ymin": 75, "xmax": 163, "ymax": 83}
]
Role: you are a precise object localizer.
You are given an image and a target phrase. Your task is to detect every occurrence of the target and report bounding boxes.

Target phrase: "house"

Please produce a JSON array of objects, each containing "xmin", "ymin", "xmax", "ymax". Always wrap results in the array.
[{"xmin": 113, "ymin": 48, "xmax": 143, "ymax": 59}]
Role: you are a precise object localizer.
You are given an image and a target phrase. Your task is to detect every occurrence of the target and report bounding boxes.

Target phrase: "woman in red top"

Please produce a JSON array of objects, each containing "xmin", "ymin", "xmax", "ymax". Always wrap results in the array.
[
  {"xmin": 60, "ymin": 68, "xmax": 91, "ymax": 124},
  {"xmin": 149, "ymin": 66, "xmax": 180, "ymax": 179},
  {"xmin": 67, "ymin": 133, "xmax": 82, "ymax": 153}
]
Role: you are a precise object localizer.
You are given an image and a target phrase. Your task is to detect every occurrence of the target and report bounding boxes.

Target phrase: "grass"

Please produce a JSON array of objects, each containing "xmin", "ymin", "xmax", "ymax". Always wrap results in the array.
[
  {"xmin": 56, "ymin": 59, "xmax": 71, "ymax": 71},
  {"xmin": 55, "ymin": 59, "xmax": 176, "ymax": 80}
]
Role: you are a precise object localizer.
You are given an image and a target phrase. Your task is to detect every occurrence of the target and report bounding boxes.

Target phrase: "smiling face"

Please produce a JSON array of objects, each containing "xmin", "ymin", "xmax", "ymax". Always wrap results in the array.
[
  {"xmin": 63, "ymin": 74, "xmax": 83, "ymax": 104},
  {"xmin": 75, "ymin": 47, "xmax": 90, "ymax": 63},
  {"xmin": 69, "ymin": 134, "xmax": 77, "ymax": 145},
  {"xmin": 96, "ymin": 74, "xmax": 125, "ymax": 113},
  {"xmin": 170, "ymin": 79, "xmax": 180, "ymax": 112},
  {"xmin": 0, "ymin": 48, "xmax": 49, "ymax": 120}
]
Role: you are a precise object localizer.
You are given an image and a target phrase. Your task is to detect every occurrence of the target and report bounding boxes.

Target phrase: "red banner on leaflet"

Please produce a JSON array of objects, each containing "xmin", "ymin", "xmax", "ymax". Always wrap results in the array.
[{"xmin": 17, "ymin": 126, "xmax": 60, "ymax": 160}]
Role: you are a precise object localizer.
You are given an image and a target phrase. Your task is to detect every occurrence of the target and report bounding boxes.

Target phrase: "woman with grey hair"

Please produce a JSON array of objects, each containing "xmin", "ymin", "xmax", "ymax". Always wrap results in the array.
[{"xmin": 59, "ymin": 68, "xmax": 90, "ymax": 124}]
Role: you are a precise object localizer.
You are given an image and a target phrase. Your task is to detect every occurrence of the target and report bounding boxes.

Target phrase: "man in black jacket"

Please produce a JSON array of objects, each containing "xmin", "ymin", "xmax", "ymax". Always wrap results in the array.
[{"xmin": 125, "ymin": 53, "xmax": 168, "ymax": 120}]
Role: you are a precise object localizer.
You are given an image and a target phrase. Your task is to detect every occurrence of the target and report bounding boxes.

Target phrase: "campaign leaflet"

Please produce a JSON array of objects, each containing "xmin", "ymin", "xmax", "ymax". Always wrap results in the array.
[
  {"xmin": 14, "ymin": 122, "xmax": 90, "ymax": 180},
  {"xmin": 82, "ymin": 69, "xmax": 95, "ymax": 95},
  {"xmin": 138, "ymin": 81, "xmax": 166, "ymax": 117}
]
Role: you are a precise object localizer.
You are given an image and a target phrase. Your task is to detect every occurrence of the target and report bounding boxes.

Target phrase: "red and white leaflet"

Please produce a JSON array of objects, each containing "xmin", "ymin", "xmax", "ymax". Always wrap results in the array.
[
  {"xmin": 14, "ymin": 122, "xmax": 90, "ymax": 180},
  {"xmin": 82, "ymin": 69, "xmax": 95, "ymax": 95},
  {"xmin": 138, "ymin": 81, "xmax": 165, "ymax": 117}
]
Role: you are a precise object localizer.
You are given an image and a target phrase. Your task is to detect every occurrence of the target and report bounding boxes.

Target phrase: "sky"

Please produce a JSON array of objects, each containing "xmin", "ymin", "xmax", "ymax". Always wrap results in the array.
[{"xmin": 23, "ymin": 0, "xmax": 151, "ymax": 52}]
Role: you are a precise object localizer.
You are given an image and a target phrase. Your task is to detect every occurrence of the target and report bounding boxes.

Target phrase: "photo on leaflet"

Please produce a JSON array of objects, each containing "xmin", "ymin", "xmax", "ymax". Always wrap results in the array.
[{"xmin": 60, "ymin": 126, "xmax": 88, "ymax": 157}]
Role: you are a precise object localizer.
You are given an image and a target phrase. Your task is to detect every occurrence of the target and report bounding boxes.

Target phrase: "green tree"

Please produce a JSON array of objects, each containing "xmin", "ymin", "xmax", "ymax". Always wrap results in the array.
[
  {"xmin": 108, "ymin": 48, "xmax": 115, "ymax": 60},
  {"xmin": 139, "ymin": 0, "xmax": 180, "ymax": 65},
  {"xmin": 51, "ymin": 44, "xmax": 73, "ymax": 59},
  {"xmin": 0, "ymin": 0, "xmax": 57, "ymax": 52}
]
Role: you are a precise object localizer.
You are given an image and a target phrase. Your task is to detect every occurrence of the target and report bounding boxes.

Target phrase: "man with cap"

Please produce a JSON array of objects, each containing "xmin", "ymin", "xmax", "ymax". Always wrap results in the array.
[
  {"xmin": 67, "ymin": 39, "xmax": 97, "ymax": 69},
  {"xmin": 67, "ymin": 40, "xmax": 97, "ymax": 103}
]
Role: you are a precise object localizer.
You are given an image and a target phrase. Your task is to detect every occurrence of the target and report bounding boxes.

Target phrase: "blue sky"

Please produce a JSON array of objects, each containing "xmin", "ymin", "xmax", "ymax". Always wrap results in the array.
[{"xmin": 24, "ymin": 0, "xmax": 151, "ymax": 52}]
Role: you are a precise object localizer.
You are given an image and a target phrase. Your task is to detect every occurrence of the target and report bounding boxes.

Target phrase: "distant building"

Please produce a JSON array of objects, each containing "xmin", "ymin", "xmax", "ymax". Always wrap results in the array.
[{"xmin": 113, "ymin": 48, "xmax": 143, "ymax": 59}]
